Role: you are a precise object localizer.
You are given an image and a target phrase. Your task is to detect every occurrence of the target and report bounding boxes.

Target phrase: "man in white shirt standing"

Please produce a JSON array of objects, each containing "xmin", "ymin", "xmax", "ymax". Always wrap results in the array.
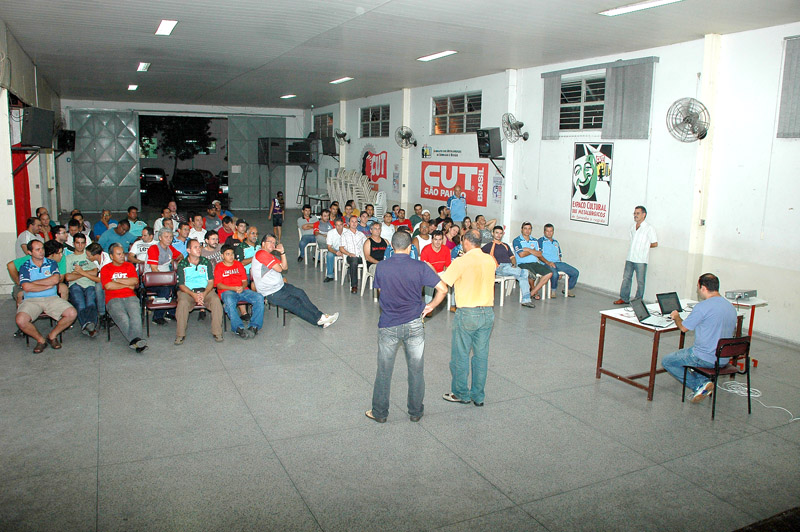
[{"xmin": 614, "ymin": 205, "xmax": 658, "ymax": 304}]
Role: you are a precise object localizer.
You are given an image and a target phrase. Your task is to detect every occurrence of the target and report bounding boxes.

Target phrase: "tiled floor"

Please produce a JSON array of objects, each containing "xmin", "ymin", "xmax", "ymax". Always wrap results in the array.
[{"xmin": 2, "ymin": 210, "xmax": 798, "ymax": 531}]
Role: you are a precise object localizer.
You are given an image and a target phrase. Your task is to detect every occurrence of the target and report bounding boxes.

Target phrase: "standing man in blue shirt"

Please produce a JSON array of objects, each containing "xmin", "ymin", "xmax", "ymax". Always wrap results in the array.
[
  {"xmin": 366, "ymin": 230, "xmax": 448, "ymax": 423},
  {"xmin": 661, "ymin": 273, "xmax": 738, "ymax": 402},
  {"xmin": 537, "ymin": 223, "xmax": 580, "ymax": 297},
  {"xmin": 447, "ymin": 185, "xmax": 468, "ymax": 223}
]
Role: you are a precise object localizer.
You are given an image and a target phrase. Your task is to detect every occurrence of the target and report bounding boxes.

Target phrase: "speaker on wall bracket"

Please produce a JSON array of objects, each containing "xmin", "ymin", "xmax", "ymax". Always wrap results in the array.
[{"xmin": 475, "ymin": 127, "xmax": 505, "ymax": 178}]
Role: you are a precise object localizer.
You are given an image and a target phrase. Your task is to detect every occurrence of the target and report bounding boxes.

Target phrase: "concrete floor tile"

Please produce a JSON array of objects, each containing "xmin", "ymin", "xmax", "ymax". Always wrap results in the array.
[
  {"xmin": 0, "ymin": 467, "xmax": 97, "ymax": 532},
  {"xmin": 98, "ymin": 443, "xmax": 319, "ymax": 531},
  {"xmin": 272, "ymin": 423, "xmax": 513, "ymax": 531},
  {"xmin": 434, "ymin": 506, "xmax": 547, "ymax": 531}
]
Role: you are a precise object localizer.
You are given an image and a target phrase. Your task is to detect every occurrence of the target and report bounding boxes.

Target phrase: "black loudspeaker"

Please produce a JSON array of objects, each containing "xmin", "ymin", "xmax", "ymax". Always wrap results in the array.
[
  {"xmin": 56, "ymin": 130, "xmax": 76, "ymax": 152},
  {"xmin": 258, "ymin": 137, "xmax": 285, "ymax": 165},
  {"xmin": 321, "ymin": 137, "xmax": 337, "ymax": 156},
  {"xmin": 21, "ymin": 107, "xmax": 55, "ymax": 148},
  {"xmin": 476, "ymin": 128, "xmax": 502, "ymax": 159}
]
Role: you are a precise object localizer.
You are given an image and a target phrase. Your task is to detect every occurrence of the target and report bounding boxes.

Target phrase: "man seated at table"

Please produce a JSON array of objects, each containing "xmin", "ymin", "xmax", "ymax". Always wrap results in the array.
[
  {"xmin": 661, "ymin": 273, "xmax": 738, "ymax": 403},
  {"xmin": 324, "ymin": 218, "xmax": 345, "ymax": 283},
  {"xmin": 65, "ymin": 233, "xmax": 100, "ymax": 337},
  {"xmin": 174, "ymin": 239, "xmax": 224, "ymax": 344},
  {"xmin": 101, "ymin": 242, "xmax": 148, "ymax": 353},
  {"xmin": 214, "ymin": 244, "xmax": 264, "ymax": 339},
  {"xmin": 538, "ymin": 223, "xmax": 579, "ymax": 297},
  {"xmin": 297, "ymin": 204, "xmax": 319, "ymax": 263},
  {"xmin": 98, "ymin": 219, "xmax": 136, "ymax": 252},
  {"xmin": 512, "ymin": 222, "xmax": 553, "ymax": 300},
  {"xmin": 15, "ymin": 239, "xmax": 77, "ymax": 353},
  {"xmin": 482, "ymin": 226, "xmax": 535, "ymax": 308},
  {"xmin": 252, "ymin": 234, "xmax": 339, "ymax": 328}
]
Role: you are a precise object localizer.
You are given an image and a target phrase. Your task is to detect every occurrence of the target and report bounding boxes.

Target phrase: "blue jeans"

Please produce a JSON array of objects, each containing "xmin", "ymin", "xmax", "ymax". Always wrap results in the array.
[
  {"xmin": 95, "ymin": 282, "xmax": 106, "ymax": 315},
  {"xmin": 299, "ymin": 234, "xmax": 315, "ymax": 258},
  {"xmin": 619, "ymin": 261, "xmax": 647, "ymax": 301},
  {"xmin": 547, "ymin": 261, "xmax": 580, "ymax": 290},
  {"xmin": 371, "ymin": 318, "xmax": 425, "ymax": 419},
  {"xmin": 221, "ymin": 289, "xmax": 265, "ymax": 331},
  {"xmin": 495, "ymin": 263, "xmax": 530, "ymax": 303},
  {"xmin": 266, "ymin": 283, "xmax": 323, "ymax": 326},
  {"xmin": 68, "ymin": 283, "xmax": 98, "ymax": 328},
  {"xmin": 107, "ymin": 296, "xmax": 143, "ymax": 343},
  {"xmin": 326, "ymin": 252, "xmax": 337, "ymax": 278},
  {"xmin": 662, "ymin": 347, "xmax": 718, "ymax": 393},
  {"xmin": 450, "ymin": 307, "xmax": 494, "ymax": 404}
]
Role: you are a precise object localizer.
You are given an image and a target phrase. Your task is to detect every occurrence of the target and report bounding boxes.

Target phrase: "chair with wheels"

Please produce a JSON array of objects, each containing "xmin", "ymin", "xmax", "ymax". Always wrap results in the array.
[{"xmin": 681, "ymin": 336, "xmax": 752, "ymax": 420}]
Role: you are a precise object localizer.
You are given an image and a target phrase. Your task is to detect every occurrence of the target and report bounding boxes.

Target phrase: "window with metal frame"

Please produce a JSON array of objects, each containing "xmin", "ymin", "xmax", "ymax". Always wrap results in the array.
[
  {"xmin": 360, "ymin": 105, "xmax": 390, "ymax": 137},
  {"xmin": 313, "ymin": 113, "xmax": 334, "ymax": 138},
  {"xmin": 432, "ymin": 92, "xmax": 482, "ymax": 135},
  {"xmin": 560, "ymin": 77, "xmax": 605, "ymax": 131}
]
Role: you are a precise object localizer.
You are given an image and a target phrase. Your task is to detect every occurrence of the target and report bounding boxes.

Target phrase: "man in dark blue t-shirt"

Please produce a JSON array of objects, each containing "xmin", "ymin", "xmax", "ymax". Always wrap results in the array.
[{"xmin": 366, "ymin": 231, "xmax": 448, "ymax": 423}]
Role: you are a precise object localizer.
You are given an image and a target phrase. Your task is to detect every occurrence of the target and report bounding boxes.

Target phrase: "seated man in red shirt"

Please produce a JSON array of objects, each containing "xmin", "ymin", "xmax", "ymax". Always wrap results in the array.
[
  {"xmin": 101, "ymin": 242, "xmax": 147, "ymax": 353},
  {"xmin": 390, "ymin": 208, "xmax": 412, "ymax": 231},
  {"xmin": 420, "ymin": 229, "xmax": 452, "ymax": 304},
  {"xmin": 214, "ymin": 244, "xmax": 265, "ymax": 339}
]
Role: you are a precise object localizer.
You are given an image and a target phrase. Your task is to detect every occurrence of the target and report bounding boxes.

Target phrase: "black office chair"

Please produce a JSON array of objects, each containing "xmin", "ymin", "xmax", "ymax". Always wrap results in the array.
[{"xmin": 682, "ymin": 336, "xmax": 752, "ymax": 420}]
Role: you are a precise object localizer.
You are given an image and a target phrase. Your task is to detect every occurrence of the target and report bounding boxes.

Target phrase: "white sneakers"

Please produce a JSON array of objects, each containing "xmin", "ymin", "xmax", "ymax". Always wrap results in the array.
[{"xmin": 317, "ymin": 312, "xmax": 339, "ymax": 328}]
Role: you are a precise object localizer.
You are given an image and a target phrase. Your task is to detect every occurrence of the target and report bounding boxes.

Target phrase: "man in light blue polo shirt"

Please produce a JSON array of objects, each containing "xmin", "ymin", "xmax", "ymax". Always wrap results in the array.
[
  {"xmin": 98, "ymin": 219, "xmax": 137, "ymax": 252},
  {"xmin": 447, "ymin": 185, "xmax": 468, "ymax": 223},
  {"xmin": 126, "ymin": 206, "xmax": 147, "ymax": 238},
  {"xmin": 537, "ymin": 223, "xmax": 580, "ymax": 297},
  {"xmin": 662, "ymin": 273, "xmax": 738, "ymax": 403},
  {"xmin": 512, "ymin": 222, "xmax": 553, "ymax": 300}
]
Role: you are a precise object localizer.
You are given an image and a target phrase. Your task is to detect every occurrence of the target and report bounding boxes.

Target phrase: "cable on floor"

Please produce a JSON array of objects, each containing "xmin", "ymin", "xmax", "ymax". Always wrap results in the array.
[{"xmin": 716, "ymin": 381, "xmax": 800, "ymax": 422}]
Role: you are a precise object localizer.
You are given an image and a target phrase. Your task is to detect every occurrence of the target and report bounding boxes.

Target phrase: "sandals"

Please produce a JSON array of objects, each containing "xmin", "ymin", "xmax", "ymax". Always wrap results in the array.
[
  {"xmin": 32, "ymin": 341, "xmax": 47, "ymax": 354},
  {"xmin": 46, "ymin": 336, "xmax": 62, "ymax": 349},
  {"xmin": 533, "ymin": 294, "xmax": 541, "ymax": 300}
]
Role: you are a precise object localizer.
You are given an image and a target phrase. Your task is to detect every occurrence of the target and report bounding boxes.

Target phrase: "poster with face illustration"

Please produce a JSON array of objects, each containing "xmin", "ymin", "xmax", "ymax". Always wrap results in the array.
[{"xmin": 571, "ymin": 143, "xmax": 612, "ymax": 225}]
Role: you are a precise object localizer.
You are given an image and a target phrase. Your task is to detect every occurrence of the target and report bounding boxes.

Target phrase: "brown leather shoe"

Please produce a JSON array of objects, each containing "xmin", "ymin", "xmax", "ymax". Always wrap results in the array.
[
  {"xmin": 351, "ymin": 286, "xmax": 358, "ymax": 294},
  {"xmin": 613, "ymin": 299, "xmax": 627, "ymax": 305}
]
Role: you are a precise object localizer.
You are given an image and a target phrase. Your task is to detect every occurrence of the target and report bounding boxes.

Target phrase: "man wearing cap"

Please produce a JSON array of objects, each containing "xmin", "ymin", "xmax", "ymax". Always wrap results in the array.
[
  {"xmin": 204, "ymin": 204, "xmax": 222, "ymax": 232},
  {"xmin": 212, "ymin": 200, "xmax": 233, "ymax": 220}
]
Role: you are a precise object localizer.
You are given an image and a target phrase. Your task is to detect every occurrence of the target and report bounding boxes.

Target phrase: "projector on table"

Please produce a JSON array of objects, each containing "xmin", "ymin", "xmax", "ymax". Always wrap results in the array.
[{"xmin": 725, "ymin": 289, "xmax": 757, "ymax": 300}]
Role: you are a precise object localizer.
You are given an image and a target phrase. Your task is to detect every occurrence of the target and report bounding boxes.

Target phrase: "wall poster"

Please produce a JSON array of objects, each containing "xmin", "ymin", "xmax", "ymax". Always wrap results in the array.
[
  {"xmin": 571, "ymin": 143, "xmax": 612, "ymax": 226},
  {"xmin": 420, "ymin": 161, "xmax": 488, "ymax": 207}
]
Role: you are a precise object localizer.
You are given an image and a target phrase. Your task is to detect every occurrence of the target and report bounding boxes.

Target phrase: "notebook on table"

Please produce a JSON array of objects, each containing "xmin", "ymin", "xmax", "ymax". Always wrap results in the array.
[
  {"xmin": 656, "ymin": 292, "xmax": 690, "ymax": 319},
  {"xmin": 630, "ymin": 298, "xmax": 672, "ymax": 328}
]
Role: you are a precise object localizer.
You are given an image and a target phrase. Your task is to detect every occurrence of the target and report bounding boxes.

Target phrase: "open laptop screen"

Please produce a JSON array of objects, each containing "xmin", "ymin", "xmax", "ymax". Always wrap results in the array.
[
  {"xmin": 656, "ymin": 292, "xmax": 682, "ymax": 314},
  {"xmin": 630, "ymin": 298, "xmax": 650, "ymax": 321}
]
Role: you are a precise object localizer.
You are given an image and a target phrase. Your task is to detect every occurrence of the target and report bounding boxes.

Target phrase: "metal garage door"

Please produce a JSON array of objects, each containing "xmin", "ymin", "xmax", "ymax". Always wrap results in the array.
[
  {"xmin": 228, "ymin": 116, "xmax": 285, "ymax": 210},
  {"xmin": 70, "ymin": 110, "xmax": 139, "ymax": 212}
]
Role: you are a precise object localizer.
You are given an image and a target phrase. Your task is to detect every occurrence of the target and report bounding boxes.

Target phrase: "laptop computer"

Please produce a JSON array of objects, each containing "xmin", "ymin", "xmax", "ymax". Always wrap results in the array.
[
  {"xmin": 630, "ymin": 298, "xmax": 673, "ymax": 328},
  {"xmin": 656, "ymin": 292, "xmax": 690, "ymax": 319}
]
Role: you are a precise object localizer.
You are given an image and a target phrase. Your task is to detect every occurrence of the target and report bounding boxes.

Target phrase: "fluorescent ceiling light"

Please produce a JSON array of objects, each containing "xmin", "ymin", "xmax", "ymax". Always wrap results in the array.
[
  {"xmin": 137, "ymin": 62, "xmax": 151, "ymax": 72},
  {"xmin": 416, "ymin": 50, "xmax": 458, "ymax": 62},
  {"xmin": 280, "ymin": 94, "xmax": 297, "ymax": 99},
  {"xmin": 128, "ymin": 85, "xmax": 138, "ymax": 91},
  {"xmin": 155, "ymin": 19, "xmax": 178, "ymax": 35},
  {"xmin": 599, "ymin": 0, "xmax": 683, "ymax": 17},
  {"xmin": 329, "ymin": 77, "xmax": 354, "ymax": 85}
]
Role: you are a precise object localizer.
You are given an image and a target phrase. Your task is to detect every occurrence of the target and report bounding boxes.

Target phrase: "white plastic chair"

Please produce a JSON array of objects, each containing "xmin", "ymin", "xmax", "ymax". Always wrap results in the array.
[
  {"xmin": 340, "ymin": 255, "xmax": 364, "ymax": 286},
  {"xmin": 297, "ymin": 228, "xmax": 317, "ymax": 265},
  {"xmin": 360, "ymin": 256, "xmax": 377, "ymax": 301},
  {"xmin": 546, "ymin": 272, "xmax": 569, "ymax": 298},
  {"xmin": 494, "ymin": 275, "xmax": 516, "ymax": 306}
]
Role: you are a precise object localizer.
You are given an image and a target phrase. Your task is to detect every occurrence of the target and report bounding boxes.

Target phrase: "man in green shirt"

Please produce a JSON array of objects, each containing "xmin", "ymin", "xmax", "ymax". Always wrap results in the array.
[
  {"xmin": 64, "ymin": 233, "xmax": 100, "ymax": 337},
  {"xmin": 234, "ymin": 226, "xmax": 259, "ymax": 275},
  {"xmin": 174, "ymin": 239, "xmax": 224, "ymax": 344}
]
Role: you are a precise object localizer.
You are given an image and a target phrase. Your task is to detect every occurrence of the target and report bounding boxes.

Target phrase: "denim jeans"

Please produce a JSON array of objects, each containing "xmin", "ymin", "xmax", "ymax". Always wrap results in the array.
[
  {"xmin": 299, "ymin": 234, "xmax": 316, "ymax": 258},
  {"xmin": 547, "ymin": 261, "xmax": 580, "ymax": 290},
  {"xmin": 371, "ymin": 318, "xmax": 425, "ymax": 419},
  {"xmin": 346, "ymin": 256, "xmax": 360, "ymax": 288},
  {"xmin": 619, "ymin": 261, "xmax": 647, "ymax": 301},
  {"xmin": 95, "ymin": 282, "xmax": 106, "ymax": 316},
  {"xmin": 107, "ymin": 296, "xmax": 143, "ymax": 343},
  {"xmin": 495, "ymin": 263, "xmax": 530, "ymax": 303},
  {"xmin": 450, "ymin": 307, "xmax": 494, "ymax": 404},
  {"xmin": 68, "ymin": 283, "xmax": 98, "ymax": 328},
  {"xmin": 662, "ymin": 347, "xmax": 718, "ymax": 393},
  {"xmin": 221, "ymin": 289, "xmax": 265, "ymax": 331},
  {"xmin": 326, "ymin": 252, "xmax": 337, "ymax": 278},
  {"xmin": 266, "ymin": 283, "xmax": 323, "ymax": 326}
]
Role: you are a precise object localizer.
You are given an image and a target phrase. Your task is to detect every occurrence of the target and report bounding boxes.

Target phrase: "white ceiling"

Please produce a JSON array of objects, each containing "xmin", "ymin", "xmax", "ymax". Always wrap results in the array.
[{"xmin": 3, "ymin": 0, "xmax": 800, "ymax": 109}]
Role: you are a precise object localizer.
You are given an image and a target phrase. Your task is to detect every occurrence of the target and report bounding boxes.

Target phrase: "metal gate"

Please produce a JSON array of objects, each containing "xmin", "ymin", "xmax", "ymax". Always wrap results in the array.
[
  {"xmin": 227, "ymin": 116, "xmax": 285, "ymax": 210},
  {"xmin": 70, "ymin": 110, "xmax": 139, "ymax": 212}
]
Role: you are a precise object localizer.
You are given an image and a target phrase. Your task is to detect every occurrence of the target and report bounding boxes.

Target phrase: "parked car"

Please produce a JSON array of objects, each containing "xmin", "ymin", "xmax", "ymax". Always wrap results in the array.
[
  {"xmin": 217, "ymin": 170, "xmax": 229, "ymax": 208},
  {"xmin": 171, "ymin": 170, "xmax": 210, "ymax": 208},
  {"xmin": 140, "ymin": 167, "xmax": 169, "ymax": 205}
]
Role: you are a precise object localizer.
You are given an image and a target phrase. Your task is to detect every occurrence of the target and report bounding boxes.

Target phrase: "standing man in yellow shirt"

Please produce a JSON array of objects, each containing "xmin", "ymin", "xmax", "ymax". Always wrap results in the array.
[{"xmin": 439, "ymin": 229, "xmax": 497, "ymax": 406}]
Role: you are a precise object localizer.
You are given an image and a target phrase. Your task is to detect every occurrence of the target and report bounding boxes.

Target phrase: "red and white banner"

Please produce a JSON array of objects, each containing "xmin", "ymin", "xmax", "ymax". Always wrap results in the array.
[{"xmin": 421, "ymin": 161, "xmax": 488, "ymax": 207}]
